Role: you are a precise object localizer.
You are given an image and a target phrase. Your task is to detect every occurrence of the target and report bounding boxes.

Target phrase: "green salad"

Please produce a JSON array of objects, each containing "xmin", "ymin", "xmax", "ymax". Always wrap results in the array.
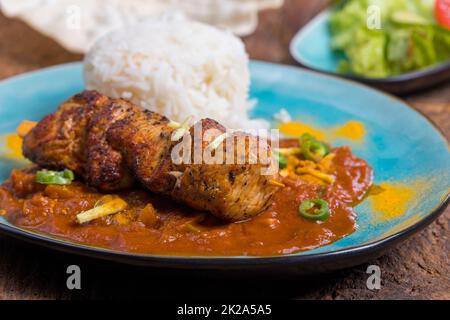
[{"xmin": 330, "ymin": 0, "xmax": 450, "ymax": 77}]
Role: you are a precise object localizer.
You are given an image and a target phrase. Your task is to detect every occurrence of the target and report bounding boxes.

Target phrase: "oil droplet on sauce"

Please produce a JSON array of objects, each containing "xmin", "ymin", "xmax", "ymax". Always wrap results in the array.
[
  {"xmin": 0, "ymin": 134, "xmax": 24, "ymax": 160},
  {"xmin": 278, "ymin": 120, "xmax": 366, "ymax": 142}
]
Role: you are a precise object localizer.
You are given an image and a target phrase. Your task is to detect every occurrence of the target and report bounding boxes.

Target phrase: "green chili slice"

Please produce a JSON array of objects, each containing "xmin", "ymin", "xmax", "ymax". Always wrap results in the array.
[
  {"xmin": 299, "ymin": 133, "xmax": 330, "ymax": 162},
  {"xmin": 275, "ymin": 151, "xmax": 288, "ymax": 169},
  {"xmin": 302, "ymin": 140, "xmax": 330, "ymax": 162},
  {"xmin": 299, "ymin": 133, "xmax": 316, "ymax": 143},
  {"xmin": 298, "ymin": 198, "xmax": 330, "ymax": 221},
  {"xmin": 36, "ymin": 169, "xmax": 75, "ymax": 185}
]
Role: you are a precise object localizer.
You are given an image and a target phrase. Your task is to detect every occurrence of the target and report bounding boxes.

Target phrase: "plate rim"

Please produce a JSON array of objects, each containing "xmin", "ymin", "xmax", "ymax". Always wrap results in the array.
[
  {"xmin": 289, "ymin": 9, "xmax": 450, "ymax": 84},
  {"xmin": 0, "ymin": 196, "xmax": 448, "ymax": 268},
  {"xmin": 0, "ymin": 61, "xmax": 448, "ymax": 268}
]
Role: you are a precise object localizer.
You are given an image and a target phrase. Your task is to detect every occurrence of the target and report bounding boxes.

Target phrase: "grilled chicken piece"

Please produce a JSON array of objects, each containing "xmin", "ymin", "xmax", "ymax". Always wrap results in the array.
[
  {"xmin": 23, "ymin": 91, "xmax": 135, "ymax": 191},
  {"xmin": 173, "ymin": 120, "xmax": 277, "ymax": 221},
  {"xmin": 23, "ymin": 90, "xmax": 279, "ymax": 221},
  {"xmin": 22, "ymin": 91, "xmax": 105, "ymax": 176},
  {"xmin": 106, "ymin": 107, "xmax": 176, "ymax": 194},
  {"xmin": 85, "ymin": 100, "xmax": 137, "ymax": 191},
  {"xmin": 110, "ymin": 117, "xmax": 278, "ymax": 221}
]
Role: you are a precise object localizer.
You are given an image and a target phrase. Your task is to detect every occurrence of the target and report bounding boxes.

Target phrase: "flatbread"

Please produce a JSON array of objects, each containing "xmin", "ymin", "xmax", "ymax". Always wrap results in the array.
[{"xmin": 0, "ymin": 0, "xmax": 284, "ymax": 53}]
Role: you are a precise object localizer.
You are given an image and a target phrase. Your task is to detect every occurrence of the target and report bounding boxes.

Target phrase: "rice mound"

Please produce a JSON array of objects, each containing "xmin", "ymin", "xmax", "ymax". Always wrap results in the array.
[{"xmin": 84, "ymin": 15, "xmax": 268, "ymax": 130}]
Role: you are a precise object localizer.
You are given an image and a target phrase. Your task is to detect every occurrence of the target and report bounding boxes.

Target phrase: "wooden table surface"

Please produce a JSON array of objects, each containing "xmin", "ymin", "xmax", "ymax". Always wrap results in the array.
[{"xmin": 0, "ymin": 0, "xmax": 448, "ymax": 300}]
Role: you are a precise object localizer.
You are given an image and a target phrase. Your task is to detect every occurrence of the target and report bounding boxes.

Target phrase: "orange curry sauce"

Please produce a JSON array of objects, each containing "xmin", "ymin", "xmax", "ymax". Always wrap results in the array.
[{"xmin": 0, "ymin": 147, "xmax": 372, "ymax": 256}]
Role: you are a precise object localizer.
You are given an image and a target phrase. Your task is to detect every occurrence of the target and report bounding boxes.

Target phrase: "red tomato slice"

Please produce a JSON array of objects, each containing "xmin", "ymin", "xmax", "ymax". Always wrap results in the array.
[{"xmin": 436, "ymin": 0, "xmax": 450, "ymax": 29}]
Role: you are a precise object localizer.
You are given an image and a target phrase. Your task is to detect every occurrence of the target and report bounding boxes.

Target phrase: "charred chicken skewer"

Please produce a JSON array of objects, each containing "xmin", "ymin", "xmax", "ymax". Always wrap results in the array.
[{"xmin": 22, "ymin": 90, "xmax": 280, "ymax": 221}]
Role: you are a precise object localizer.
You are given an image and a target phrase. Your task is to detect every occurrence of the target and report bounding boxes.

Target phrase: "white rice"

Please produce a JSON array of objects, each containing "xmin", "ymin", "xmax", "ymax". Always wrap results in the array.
[
  {"xmin": 83, "ymin": 15, "xmax": 268, "ymax": 130},
  {"xmin": 273, "ymin": 108, "xmax": 292, "ymax": 123}
]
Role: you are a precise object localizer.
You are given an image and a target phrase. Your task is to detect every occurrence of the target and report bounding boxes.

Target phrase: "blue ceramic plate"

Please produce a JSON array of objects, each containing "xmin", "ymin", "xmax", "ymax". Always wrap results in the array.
[
  {"xmin": 0, "ymin": 62, "xmax": 448, "ymax": 274},
  {"xmin": 290, "ymin": 10, "xmax": 450, "ymax": 95}
]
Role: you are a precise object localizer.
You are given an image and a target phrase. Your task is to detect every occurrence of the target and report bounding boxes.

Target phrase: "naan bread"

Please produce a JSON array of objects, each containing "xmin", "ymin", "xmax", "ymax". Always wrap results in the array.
[{"xmin": 0, "ymin": 0, "xmax": 283, "ymax": 53}]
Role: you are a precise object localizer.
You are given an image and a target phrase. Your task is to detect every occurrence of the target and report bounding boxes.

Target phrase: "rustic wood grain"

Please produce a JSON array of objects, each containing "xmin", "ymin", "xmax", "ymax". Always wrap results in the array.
[{"xmin": 0, "ymin": 0, "xmax": 449, "ymax": 300}]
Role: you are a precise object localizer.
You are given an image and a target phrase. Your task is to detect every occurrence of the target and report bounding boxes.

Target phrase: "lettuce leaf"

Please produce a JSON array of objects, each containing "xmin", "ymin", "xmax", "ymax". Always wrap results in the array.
[
  {"xmin": 434, "ymin": 26, "xmax": 450, "ymax": 60},
  {"xmin": 330, "ymin": 0, "xmax": 450, "ymax": 77},
  {"xmin": 345, "ymin": 29, "xmax": 390, "ymax": 77}
]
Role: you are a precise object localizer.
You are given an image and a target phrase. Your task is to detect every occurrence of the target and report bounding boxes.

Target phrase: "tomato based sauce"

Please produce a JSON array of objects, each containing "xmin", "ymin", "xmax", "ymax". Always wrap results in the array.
[{"xmin": 0, "ymin": 147, "xmax": 372, "ymax": 256}]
